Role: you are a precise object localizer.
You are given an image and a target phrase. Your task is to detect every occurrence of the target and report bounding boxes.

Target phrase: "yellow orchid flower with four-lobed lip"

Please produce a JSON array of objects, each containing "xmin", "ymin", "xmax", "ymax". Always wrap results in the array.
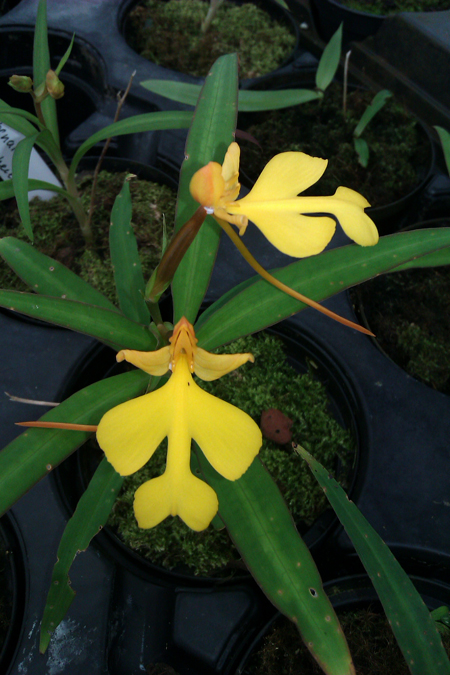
[
  {"xmin": 190, "ymin": 142, "xmax": 379, "ymax": 257},
  {"xmin": 96, "ymin": 317, "xmax": 262, "ymax": 532}
]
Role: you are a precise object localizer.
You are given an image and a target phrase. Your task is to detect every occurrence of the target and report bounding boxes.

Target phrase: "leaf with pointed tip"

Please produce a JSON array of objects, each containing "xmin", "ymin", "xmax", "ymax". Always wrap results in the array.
[
  {"xmin": 110, "ymin": 178, "xmax": 150, "ymax": 323},
  {"xmin": 0, "ymin": 369, "xmax": 149, "ymax": 517},
  {"xmin": 315, "ymin": 23, "xmax": 342, "ymax": 92},
  {"xmin": 39, "ymin": 458, "xmax": 123, "ymax": 654},
  {"xmin": 0, "ymin": 237, "xmax": 117, "ymax": 311},
  {"xmin": 171, "ymin": 54, "xmax": 238, "ymax": 324},
  {"xmin": 0, "ymin": 290, "xmax": 155, "ymax": 351},
  {"xmin": 435, "ymin": 126, "xmax": 450, "ymax": 177},
  {"xmin": 140, "ymin": 79, "xmax": 321, "ymax": 110},
  {"xmin": 195, "ymin": 229, "xmax": 450, "ymax": 350},
  {"xmin": 33, "ymin": 0, "xmax": 59, "ymax": 146},
  {"xmin": 12, "ymin": 131, "xmax": 41, "ymax": 240},
  {"xmin": 296, "ymin": 445, "xmax": 450, "ymax": 675}
]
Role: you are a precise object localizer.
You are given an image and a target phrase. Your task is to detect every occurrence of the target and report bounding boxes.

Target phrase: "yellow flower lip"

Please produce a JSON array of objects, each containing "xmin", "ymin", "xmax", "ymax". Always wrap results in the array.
[
  {"xmin": 97, "ymin": 317, "xmax": 261, "ymax": 531},
  {"xmin": 189, "ymin": 142, "xmax": 379, "ymax": 257}
]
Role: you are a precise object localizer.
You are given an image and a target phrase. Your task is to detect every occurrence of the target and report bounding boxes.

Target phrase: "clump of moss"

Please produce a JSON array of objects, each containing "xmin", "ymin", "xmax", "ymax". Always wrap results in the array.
[
  {"xmin": 240, "ymin": 84, "xmax": 429, "ymax": 208},
  {"xmin": 338, "ymin": 0, "xmax": 450, "ymax": 15},
  {"xmin": 107, "ymin": 332, "xmax": 355, "ymax": 576},
  {"xmin": 351, "ymin": 263, "xmax": 450, "ymax": 393},
  {"xmin": 125, "ymin": 0, "xmax": 296, "ymax": 79},
  {"xmin": 244, "ymin": 609, "xmax": 450, "ymax": 675},
  {"xmin": 0, "ymin": 170, "xmax": 176, "ymax": 305}
]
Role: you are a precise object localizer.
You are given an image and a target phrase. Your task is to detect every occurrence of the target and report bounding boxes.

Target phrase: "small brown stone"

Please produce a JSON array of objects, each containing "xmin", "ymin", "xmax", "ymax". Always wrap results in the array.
[{"xmin": 260, "ymin": 408, "xmax": 293, "ymax": 444}]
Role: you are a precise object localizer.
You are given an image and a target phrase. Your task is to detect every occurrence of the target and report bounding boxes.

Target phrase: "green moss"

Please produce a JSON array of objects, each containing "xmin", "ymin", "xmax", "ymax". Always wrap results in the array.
[
  {"xmin": 337, "ymin": 0, "xmax": 450, "ymax": 15},
  {"xmin": 0, "ymin": 170, "xmax": 176, "ymax": 304},
  {"xmin": 107, "ymin": 332, "xmax": 355, "ymax": 576},
  {"xmin": 126, "ymin": 0, "xmax": 296, "ymax": 79},
  {"xmin": 351, "ymin": 264, "xmax": 450, "ymax": 393},
  {"xmin": 240, "ymin": 84, "xmax": 429, "ymax": 208},
  {"xmin": 244, "ymin": 609, "xmax": 450, "ymax": 675}
]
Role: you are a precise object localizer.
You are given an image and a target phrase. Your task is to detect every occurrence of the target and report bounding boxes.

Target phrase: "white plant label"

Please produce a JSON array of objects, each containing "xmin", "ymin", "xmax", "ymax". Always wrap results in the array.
[{"xmin": 0, "ymin": 121, "xmax": 62, "ymax": 201}]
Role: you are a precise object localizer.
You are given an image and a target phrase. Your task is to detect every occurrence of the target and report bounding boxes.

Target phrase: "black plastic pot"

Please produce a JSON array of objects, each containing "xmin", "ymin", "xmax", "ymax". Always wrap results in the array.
[
  {"xmin": 231, "ymin": 570, "xmax": 450, "ymax": 675},
  {"xmin": 310, "ymin": 0, "xmax": 385, "ymax": 43}
]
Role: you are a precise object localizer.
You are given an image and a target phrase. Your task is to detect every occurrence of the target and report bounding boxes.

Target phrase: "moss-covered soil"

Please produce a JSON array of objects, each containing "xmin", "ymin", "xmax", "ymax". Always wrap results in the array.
[
  {"xmin": 125, "ymin": 0, "xmax": 296, "ymax": 79},
  {"xmin": 337, "ymin": 0, "xmax": 450, "ymax": 15},
  {"xmin": 351, "ymin": 252, "xmax": 450, "ymax": 393},
  {"xmin": 239, "ymin": 83, "xmax": 430, "ymax": 209},
  {"xmin": 244, "ymin": 609, "xmax": 450, "ymax": 674},
  {"xmin": 0, "ymin": 170, "xmax": 176, "ymax": 305},
  {"xmin": 106, "ymin": 332, "xmax": 355, "ymax": 577}
]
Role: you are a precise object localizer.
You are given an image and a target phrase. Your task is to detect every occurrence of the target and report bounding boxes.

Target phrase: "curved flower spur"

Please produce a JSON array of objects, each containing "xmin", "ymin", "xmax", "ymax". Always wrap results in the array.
[{"xmin": 19, "ymin": 318, "xmax": 262, "ymax": 532}]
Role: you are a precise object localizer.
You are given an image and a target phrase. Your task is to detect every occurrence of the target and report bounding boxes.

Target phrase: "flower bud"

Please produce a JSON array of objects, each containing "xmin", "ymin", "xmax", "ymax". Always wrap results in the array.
[
  {"xmin": 8, "ymin": 74, "xmax": 33, "ymax": 93},
  {"xmin": 45, "ymin": 70, "xmax": 65, "ymax": 99}
]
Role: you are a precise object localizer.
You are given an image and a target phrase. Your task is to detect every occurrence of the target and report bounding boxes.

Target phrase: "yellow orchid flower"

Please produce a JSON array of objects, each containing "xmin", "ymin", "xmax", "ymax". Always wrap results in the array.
[
  {"xmin": 96, "ymin": 318, "xmax": 262, "ymax": 532},
  {"xmin": 190, "ymin": 142, "xmax": 379, "ymax": 257}
]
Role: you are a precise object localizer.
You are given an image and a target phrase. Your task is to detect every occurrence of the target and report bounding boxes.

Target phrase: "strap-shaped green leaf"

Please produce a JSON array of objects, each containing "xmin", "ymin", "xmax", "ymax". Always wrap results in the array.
[
  {"xmin": 0, "ymin": 178, "xmax": 68, "ymax": 200},
  {"xmin": 296, "ymin": 446, "xmax": 450, "ymax": 675},
  {"xmin": 0, "ymin": 290, "xmax": 155, "ymax": 351},
  {"xmin": 353, "ymin": 90, "xmax": 392, "ymax": 138},
  {"xmin": 0, "ymin": 100, "xmax": 43, "ymax": 134},
  {"xmin": 140, "ymin": 79, "xmax": 321, "ymax": 110},
  {"xmin": 110, "ymin": 178, "xmax": 150, "ymax": 324},
  {"xmin": 33, "ymin": 0, "xmax": 59, "ymax": 146},
  {"xmin": 0, "ymin": 237, "xmax": 117, "ymax": 311},
  {"xmin": 195, "ymin": 229, "xmax": 450, "ymax": 349},
  {"xmin": 435, "ymin": 126, "xmax": 450, "ymax": 176},
  {"xmin": 68, "ymin": 111, "xmax": 193, "ymax": 180},
  {"xmin": 354, "ymin": 137, "xmax": 369, "ymax": 167},
  {"xmin": 39, "ymin": 458, "xmax": 123, "ymax": 654},
  {"xmin": 55, "ymin": 33, "xmax": 75, "ymax": 76},
  {"xmin": 315, "ymin": 23, "xmax": 342, "ymax": 92},
  {"xmin": 172, "ymin": 54, "xmax": 238, "ymax": 324},
  {"xmin": 12, "ymin": 131, "xmax": 41, "ymax": 240},
  {"xmin": 195, "ymin": 449, "xmax": 355, "ymax": 675},
  {"xmin": 0, "ymin": 369, "xmax": 149, "ymax": 517}
]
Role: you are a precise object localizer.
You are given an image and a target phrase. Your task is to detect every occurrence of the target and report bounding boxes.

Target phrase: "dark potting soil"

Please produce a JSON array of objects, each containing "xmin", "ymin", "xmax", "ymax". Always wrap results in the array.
[
  {"xmin": 244, "ymin": 610, "xmax": 450, "ymax": 675},
  {"xmin": 337, "ymin": 0, "xmax": 450, "ymax": 15},
  {"xmin": 239, "ymin": 84, "xmax": 430, "ymax": 209},
  {"xmin": 105, "ymin": 332, "xmax": 356, "ymax": 577},
  {"xmin": 125, "ymin": 0, "xmax": 296, "ymax": 79},
  {"xmin": 0, "ymin": 170, "xmax": 176, "ymax": 305},
  {"xmin": 351, "ymin": 255, "xmax": 450, "ymax": 394}
]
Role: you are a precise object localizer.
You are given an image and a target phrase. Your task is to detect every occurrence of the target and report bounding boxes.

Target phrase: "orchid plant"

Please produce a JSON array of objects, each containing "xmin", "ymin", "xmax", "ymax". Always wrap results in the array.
[{"xmin": 1, "ymin": 43, "xmax": 450, "ymax": 675}]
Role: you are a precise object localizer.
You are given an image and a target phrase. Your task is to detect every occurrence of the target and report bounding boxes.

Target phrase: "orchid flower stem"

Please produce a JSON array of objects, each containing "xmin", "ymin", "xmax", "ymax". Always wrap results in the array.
[
  {"xmin": 147, "ymin": 301, "xmax": 171, "ymax": 342},
  {"xmin": 343, "ymin": 50, "xmax": 352, "ymax": 118},
  {"xmin": 217, "ymin": 217, "xmax": 374, "ymax": 337},
  {"xmin": 16, "ymin": 421, "xmax": 98, "ymax": 431}
]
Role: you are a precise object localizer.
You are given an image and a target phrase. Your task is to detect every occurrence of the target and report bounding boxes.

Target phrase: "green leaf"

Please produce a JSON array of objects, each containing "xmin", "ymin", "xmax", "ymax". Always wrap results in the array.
[
  {"xmin": 0, "ymin": 369, "xmax": 149, "ymax": 517},
  {"xmin": 0, "ymin": 290, "xmax": 155, "ymax": 351},
  {"xmin": 0, "ymin": 178, "xmax": 68, "ymax": 201},
  {"xmin": 315, "ymin": 23, "xmax": 342, "ymax": 92},
  {"xmin": 353, "ymin": 90, "xmax": 392, "ymax": 138},
  {"xmin": 39, "ymin": 458, "xmax": 123, "ymax": 653},
  {"xmin": 196, "ymin": 449, "xmax": 354, "ymax": 675},
  {"xmin": 354, "ymin": 137, "xmax": 369, "ymax": 167},
  {"xmin": 33, "ymin": 0, "xmax": 59, "ymax": 146},
  {"xmin": 195, "ymin": 229, "xmax": 450, "ymax": 350},
  {"xmin": 55, "ymin": 33, "xmax": 75, "ymax": 76},
  {"xmin": 68, "ymin": 111, "xmax": 193, "ymax": 181},
  {"xmin": 110, "ymin": 177, "xmax": 150, "ymax": 324},
  {"xmin": 140, "ymin": 79, "xmax": 321, "ymax": 111},
  {"xmin": 12, "ymin": 131, "xmax": 41, "ymax": 240},
  {"xmin": 296, "ymin": 446, "xmax": 450, "ymax": 675},
  {"xmin": 0, "ymin": 99, "xmax": 43, "ymax": 134},
  {"xmin": 0, "ymin": 237, "xmax": 117, "ymax": 311},
  {"xmin": 435, "ymin": 126, "xmax": 450, "ymax": 177},
  {"xmin": 171, "ymin": 54, "xmax": 238, "ymax": 324}
]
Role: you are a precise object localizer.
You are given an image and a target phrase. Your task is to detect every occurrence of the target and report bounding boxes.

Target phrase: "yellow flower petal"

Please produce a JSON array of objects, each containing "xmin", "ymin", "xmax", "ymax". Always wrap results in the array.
[
  {"xmin": 96, "ymin": 385, "xmax": 171, "ymax": 475},
  {"xmin": 187, "ymin": 381, "xmax": 262, "ymax": 480},
  {"xmin": 189, "ymin": 161, "xmax": 224, "ymax": 208},
  {"xmin": 194, "ymin": 347, "xmax": 254, "ymax": 381},
  {"xmin": 221, "ymin": 141, "xmax": 240, "ymax": 183},
  {"xmin": 238, "ymin": 152, "xmax": 328, "ymax": 202},
  {"xmin": 232, "ymin": 207, "xmax": 337, "ymax": 257},
  {"xmin": 331, "ymin": 186, "xmax": 379, "ymax": 246},
  {"xmin": 133, "ymin": 471, "xmax": 218, "ymax": 531},
  {"xmin": 117, "ymin": 346, "xmax": 170, "ymax": 376}
]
